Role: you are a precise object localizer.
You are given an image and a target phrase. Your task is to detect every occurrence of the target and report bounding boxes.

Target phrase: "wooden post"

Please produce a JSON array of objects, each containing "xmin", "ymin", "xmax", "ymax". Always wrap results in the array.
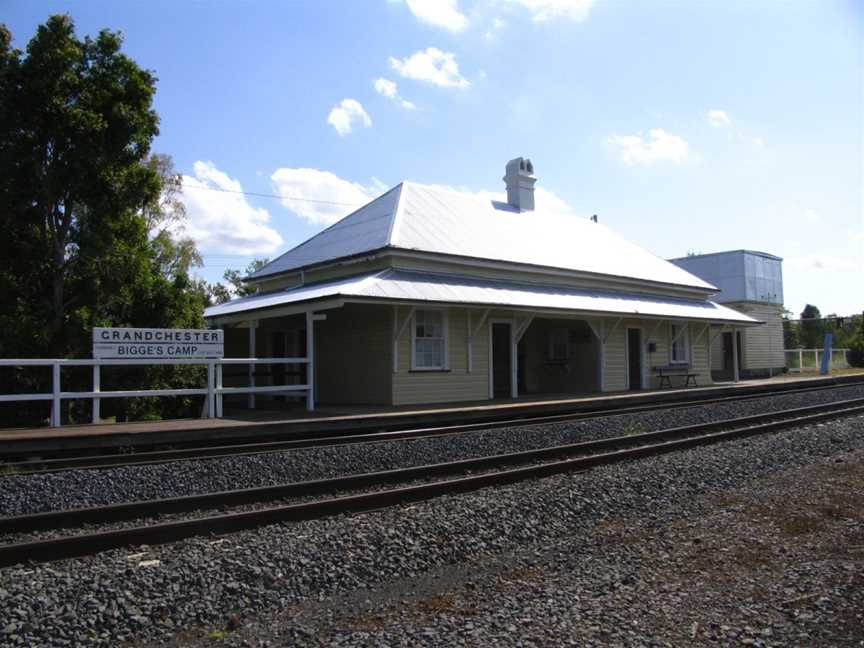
[
  {"xmin": 216, "ymin": 362, "xmax": 223, "ymax": 418},
  {"xmin": 51, "ymin": 362, "xmax": 61, "ymax": 427},
  {"xmin": 206, "ymin": 361, "xmax": 215, "ymax": 418},
  {"xmin": 510, "ymin": 325, "xmax": 518, "ymax": 399},
  {"xmin": 92, "ymin": 364, "xmax": 101, "ymax": 424},
  {"xmin": 248, "ymin": 320, "xmax": 257, "ymax": 409},
  {"xmin": 392, "ymin": 305, "xmax": 399, "ymax": 373},
  {"xmin": 732, "ymin": 328, "xmax": 740, "ymax": 383},
  {"xmin": 306, "ymin": 310, "xmax": 315, "ymax": 411}
]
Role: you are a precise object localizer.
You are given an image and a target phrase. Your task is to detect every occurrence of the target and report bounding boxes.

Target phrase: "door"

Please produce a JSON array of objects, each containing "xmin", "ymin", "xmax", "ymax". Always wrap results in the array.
[
  {"xmin": 627, "ymin": 328, "xmax": 642, "ymax": 390},
  {"xmin": 721, "ymin": 332, "xmax": 734, "ymax": 373},
  {"xmin": 491, "ymin": 322, "xmax": 512, "ymax": 398}
]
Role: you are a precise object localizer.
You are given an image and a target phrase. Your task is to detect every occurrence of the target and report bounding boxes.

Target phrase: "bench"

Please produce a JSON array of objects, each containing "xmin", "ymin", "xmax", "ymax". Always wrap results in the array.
[{"xmin": 653, "ymin": 364, "xmax": 697, "ymax": 388}]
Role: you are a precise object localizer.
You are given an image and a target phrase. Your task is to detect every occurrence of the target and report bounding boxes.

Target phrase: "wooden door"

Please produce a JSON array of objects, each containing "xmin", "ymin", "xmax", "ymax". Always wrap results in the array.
[
  {"xmin": 627, "ymin": 328, "xmax": 642, "ymax": 390},
  {"xmin": 491, "ymin": 323, "xmax": 512, "ymax": 398}
]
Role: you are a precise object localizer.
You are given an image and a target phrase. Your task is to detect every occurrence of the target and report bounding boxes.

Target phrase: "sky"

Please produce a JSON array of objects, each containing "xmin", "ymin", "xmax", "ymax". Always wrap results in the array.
[{"xmin": 5, "ymin": 0, "xmax": 863, "ymax": 317}]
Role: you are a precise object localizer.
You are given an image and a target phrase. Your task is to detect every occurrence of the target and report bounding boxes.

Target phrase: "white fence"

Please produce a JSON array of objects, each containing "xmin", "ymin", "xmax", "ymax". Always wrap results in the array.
[
  {"xmin": 0, "ymin": 357, "xmax": 311, "ymax": 427},
  {"xmin": 785, "ymin": 348, "xmax": 850, "ymax": 373}
]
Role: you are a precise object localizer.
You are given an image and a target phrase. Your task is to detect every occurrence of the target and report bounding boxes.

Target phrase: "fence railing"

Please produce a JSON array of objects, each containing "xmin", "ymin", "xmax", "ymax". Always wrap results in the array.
[
  {"xmin": 784, "ymin": 348, "xmax": 850, "ymax": 373},
  {"xmin": 0, "ymin": 357, "xmax": 311, "ymax": 427}
]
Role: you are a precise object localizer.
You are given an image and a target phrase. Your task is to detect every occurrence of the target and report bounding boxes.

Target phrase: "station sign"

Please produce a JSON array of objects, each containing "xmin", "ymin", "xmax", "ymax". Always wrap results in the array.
[{"xmin": 92, "ymin": 327, "xmax": 224, "ymax": 359}]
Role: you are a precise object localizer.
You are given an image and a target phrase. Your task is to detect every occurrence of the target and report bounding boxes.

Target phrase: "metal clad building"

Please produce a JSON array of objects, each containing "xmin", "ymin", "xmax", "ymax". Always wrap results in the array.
[{"xmin": 670, "ymin": 250, "xmax": 784, "ymax": 378}]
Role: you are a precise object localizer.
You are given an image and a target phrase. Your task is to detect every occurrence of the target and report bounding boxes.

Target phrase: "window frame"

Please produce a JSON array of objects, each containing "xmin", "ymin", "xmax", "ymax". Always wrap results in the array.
[
  {"xmin": 410, "ymin": 308, "xmax": 450, "ymax": 371},
  {"xmin": 547, "ymin": 327, "xmax": 570, "ymax": 362},
  {"xmin": 669, "ymin": 323, "xmax": 690, "ymax": 365}
]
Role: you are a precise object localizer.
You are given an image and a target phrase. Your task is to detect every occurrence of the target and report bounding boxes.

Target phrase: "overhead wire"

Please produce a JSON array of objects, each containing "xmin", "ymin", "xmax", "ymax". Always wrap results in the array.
[{"xmin": 181, "ymin": 183, "xmax": 363, "ymax": 207}]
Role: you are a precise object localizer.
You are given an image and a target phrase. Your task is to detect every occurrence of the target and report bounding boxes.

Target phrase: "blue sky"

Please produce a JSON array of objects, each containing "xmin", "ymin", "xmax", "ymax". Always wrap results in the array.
[{"xmin": 6, "ymin": 0, "xmax": 863, "ymax": 316}]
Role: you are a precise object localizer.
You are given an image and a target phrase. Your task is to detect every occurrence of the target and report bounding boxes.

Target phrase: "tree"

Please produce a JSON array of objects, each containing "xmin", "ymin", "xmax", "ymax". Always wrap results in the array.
[
  {"xmin": 209, "ymin": 259, "xmax": 269, "ymax": 304},
  {"xmin": 1, "ymin": 15, "xmax": 160, "ymax": 356},
  {"xmin": 0, "ymin": 17, "xmax": 209, "ymax": 425},
  {"xmin": 799, "ymin": 304, "xmax": 824, "ymax": 349},
  {"xmin": 144, "ymin": 153, "xmax": 203, "ymax": 279},
  {"xmin": 782, "ymin": 309, "xmax": 800, "ymax": 349}
]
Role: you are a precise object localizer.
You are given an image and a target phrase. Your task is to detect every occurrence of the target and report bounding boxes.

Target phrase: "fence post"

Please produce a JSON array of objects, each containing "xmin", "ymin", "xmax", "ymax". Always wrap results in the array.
[
  {"xmin": 798, "ymin": 349, "xmax": 802, "ymax": 371},
  {"xmin": 215, "ymin": 362, "xmax": 223, "ymax": 418},
  {"xmin": 306, "ymin": 311, "xmax": 315, "ymax": 411},
  {"xmin": 51, "ymin": 361, "xmax": 61, "ymax": 427},
  {"xmin": 248, "ymin": 320, "xmax": 257, "ymax": 409},
  {"xmin": 206, "ymin": 361, "xmax": 215, "ymax": 418},
  {"xmin": 92, "ymin": 363, "xmax": 101, "ymax": 423}
]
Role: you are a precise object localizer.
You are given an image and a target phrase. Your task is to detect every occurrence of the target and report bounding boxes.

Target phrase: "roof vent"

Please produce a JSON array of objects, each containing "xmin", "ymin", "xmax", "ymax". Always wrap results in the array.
[{"xmin": 503, "ymin": 157, "xmax": 536, "ymax": 212}]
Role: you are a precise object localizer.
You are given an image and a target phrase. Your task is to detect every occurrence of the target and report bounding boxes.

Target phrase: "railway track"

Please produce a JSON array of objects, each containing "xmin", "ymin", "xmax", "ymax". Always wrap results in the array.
[
  {"xmin": 4, "ymin": 380, "xmax": 863, "ymax": 475},
  {"xmin": 1, "ymin": 396, "xmax": 862, "ymax": 568}
]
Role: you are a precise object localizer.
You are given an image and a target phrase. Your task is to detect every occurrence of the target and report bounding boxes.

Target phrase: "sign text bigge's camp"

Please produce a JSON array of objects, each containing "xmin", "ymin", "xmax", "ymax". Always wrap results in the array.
[{"xmin": 92, "ymin": 328, "xmax": 224, "ymax": 359}]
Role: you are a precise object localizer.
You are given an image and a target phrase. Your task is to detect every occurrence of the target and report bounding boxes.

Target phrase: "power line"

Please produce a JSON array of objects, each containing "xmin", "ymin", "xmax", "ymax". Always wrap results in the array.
[{"xmin": 182, "ymin": 183, "xmax": 363, "ymax": 207}]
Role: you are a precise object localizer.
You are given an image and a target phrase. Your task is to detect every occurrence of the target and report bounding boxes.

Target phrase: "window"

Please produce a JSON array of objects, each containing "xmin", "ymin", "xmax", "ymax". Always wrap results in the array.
[
  {"xmin": 548, "ymin": 328, "xmax": 569, "ymax": 361},
  {"xmin": 412, "ymin": 309, "xmax": 448, "ymax": 370},
  {"xmin": 670, "ymin": 324, "xmax": 689, "ymax": 364}
]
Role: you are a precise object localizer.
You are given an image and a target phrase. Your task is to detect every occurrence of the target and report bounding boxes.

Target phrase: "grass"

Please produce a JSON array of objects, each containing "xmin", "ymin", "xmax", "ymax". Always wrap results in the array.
[{"xmin": 622, "ymin": 421, "xmax": 647, "ymax": 436}]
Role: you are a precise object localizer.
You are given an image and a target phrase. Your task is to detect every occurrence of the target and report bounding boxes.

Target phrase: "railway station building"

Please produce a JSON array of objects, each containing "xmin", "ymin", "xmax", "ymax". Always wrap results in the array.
[{"xmin": 204, "ymin": 158, "xmax": 759, "ymax": 410}]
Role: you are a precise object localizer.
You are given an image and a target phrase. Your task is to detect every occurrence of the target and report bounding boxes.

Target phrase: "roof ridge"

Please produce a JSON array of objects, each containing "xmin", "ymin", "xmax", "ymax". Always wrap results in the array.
[{"xmin": 384, "ymin": 182, "xmax": 405, "ymax": 247}]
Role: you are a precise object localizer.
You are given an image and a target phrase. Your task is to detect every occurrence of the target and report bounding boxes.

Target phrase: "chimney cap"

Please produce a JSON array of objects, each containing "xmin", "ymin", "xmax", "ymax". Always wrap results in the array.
[{"xmin": 505, "ymin": 157, "xmax": 535, "ymax": 178}]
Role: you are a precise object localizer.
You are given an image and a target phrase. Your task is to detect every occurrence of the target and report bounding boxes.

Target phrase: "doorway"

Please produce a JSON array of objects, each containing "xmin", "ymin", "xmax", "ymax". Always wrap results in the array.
[
  {"xmin": 719, "ymin": 331, "xmax": 743, "ymax": 379},
  {"xmin": 627, "ymin": 328, "xmax": 642, "ymax": 390},
  {"xmin": 491, "ymin": 322, "xmax": 512, "ymax": 398}
]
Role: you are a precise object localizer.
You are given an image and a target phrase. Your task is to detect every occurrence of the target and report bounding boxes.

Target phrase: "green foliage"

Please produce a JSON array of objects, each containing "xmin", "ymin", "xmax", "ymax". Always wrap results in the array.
[
  {"xmin": 848, "ymin": 335, "xmax": 864, "ymax": 368},
  {"xmin": 0, "ymin": 16, "xmax": 209, "ymax": 425},
  {"xmin": 209, "ymin": 259, "xmax": 269, "ymax": 304},
  {"xmin": 799, "ymin": 304, "xmax": 823, "ymax": 349},
  {"xmin": 782, "ymin": 309, "xmax": 800, "ymax": 349}
]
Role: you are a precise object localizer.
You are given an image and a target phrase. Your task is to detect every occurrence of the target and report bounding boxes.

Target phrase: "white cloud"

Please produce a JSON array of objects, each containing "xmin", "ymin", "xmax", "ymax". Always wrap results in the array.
[
  {"xmin": 327, "ymin": 98, "xmax": 372, "ymax": 136},
  {"xmin": 373, "ymin": 77, "xmax": 417, "ymax": 110},
  {"xmin": 608, "ymin": 129, "xmax": 690, "ymax": 165},
  {"xmin": 707, "ymin": 109, "xmax": 731, "ymax": 128},
  {"xmin": 374, "ymin": 77, "xmax": 398, "ymax": 99},
  {"xmin": 485, "ymin": 17, "xmax": 506, "ymax": 41},
  {"xmin": 504, "ymin": 0, "xmax": 596, "ymax": 22},
  {"xmin": 180, "ymin": 161, "xmax": 283, "ymax": 255},
  {"xmin": 389, "ymin": 47, "xmax": 471, "ymax": 88},
  {"xmin": 270, "ymin": 168, "xmax": 385, "ymax": 226},
  {"xmin": 405, "ymin": 0, "xmax": 468, "ymax": 32},
  {"xmin": 803, "ymin": 209, "xmax": 822, "ymax": 223}
]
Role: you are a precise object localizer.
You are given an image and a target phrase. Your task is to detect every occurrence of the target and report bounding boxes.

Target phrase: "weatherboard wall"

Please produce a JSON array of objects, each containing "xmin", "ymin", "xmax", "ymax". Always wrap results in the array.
[
  {"xmin": 316, "ymin": 304, "xmax": 392, "ymax": 405},
  {"xmin": 733, "ymin": 302, "xmax": 785, "ymax": 372}
]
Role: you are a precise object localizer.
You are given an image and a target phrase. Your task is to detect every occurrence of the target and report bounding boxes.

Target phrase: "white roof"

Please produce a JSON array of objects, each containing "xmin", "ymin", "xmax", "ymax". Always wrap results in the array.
[
  {"xmin": 250, "ymin": 182, "xmax": 716, "ymax": 292},
  {"xmin": 205, "ymin": 269, "xmax": 757, "ymax": 324}
]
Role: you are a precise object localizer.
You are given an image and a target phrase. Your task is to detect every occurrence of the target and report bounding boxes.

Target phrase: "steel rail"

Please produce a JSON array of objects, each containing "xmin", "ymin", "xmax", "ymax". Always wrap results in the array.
[
  {"xmin": 0, "ymin": 399, "xmax": 862, "ymax": 567},
  {"xmin": 4, "ymin": 380, "xmax": 862, "ymax": 475}
]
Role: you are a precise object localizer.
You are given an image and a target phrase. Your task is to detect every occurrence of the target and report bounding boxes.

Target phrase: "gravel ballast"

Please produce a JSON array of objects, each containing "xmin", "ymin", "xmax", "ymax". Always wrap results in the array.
[
  {"xmin": 1, "ymin": 384, "xmax": 863, "ymax": 516},
  {"xmin": 0, "ymin": 411, "xmax": 861, "ymax": 646}
]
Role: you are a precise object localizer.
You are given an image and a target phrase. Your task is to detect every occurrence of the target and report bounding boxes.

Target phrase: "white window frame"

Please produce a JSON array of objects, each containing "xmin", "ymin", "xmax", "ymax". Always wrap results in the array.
[
  {"xmin": 670, "ymin": 323, "xmax": 690, "ymax": 365},
  {"xmin": 410, "ymin": 308, "xmax": 449, "ymax": 371},
  {"xmin": 547, "ymin": 327, "xmax": 570, "ymax": 361}
]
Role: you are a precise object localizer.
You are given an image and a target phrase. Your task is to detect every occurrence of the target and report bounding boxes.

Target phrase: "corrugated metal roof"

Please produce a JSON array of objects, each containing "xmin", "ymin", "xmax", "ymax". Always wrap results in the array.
[
  {"xmin": 249, "ymin": 182, "xmax": 716, "ymax": 292},
  {"xmin": 206, "ymin": 269, "xmax": 757, "ymax": 324}
]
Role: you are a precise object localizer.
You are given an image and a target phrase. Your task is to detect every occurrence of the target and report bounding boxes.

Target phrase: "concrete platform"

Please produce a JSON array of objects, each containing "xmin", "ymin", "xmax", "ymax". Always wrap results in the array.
[{"xmin": 1, "ymin": 372, "xmax": 862, "ymax": 456}]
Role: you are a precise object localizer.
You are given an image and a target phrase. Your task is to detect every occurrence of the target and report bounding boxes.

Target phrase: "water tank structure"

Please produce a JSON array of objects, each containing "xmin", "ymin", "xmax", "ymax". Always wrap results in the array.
[{"xmin": 670, "ymin": 250, "xmax": 785, "ymax": 379}]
